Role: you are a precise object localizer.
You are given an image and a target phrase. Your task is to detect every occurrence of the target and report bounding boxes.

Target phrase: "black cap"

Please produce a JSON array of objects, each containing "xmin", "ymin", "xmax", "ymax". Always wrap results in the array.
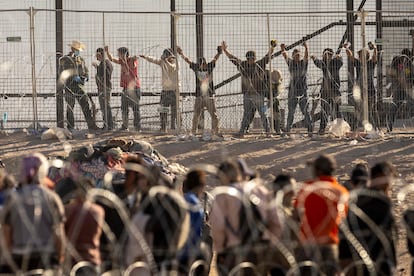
[
  {"xmin": 245, "ymin": 50, "xmax": 256, "ymax": 59},
  {"xmin": 323, "ymin": 48, "xmax": 334, "ymax": 55}
]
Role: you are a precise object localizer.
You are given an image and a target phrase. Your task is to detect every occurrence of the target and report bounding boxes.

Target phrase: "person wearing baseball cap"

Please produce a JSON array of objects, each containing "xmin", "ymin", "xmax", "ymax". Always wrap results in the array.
[
  {"xmin": 281, "ymin": 41, "xmax": 313, "ymax": 135},
  {"xmin": 221, "ymin": 40, "xmax": 276, "ymax": 137},
  {"xmin": 59, "ymin": 40, "xmax": 98, "ymax": 131}
]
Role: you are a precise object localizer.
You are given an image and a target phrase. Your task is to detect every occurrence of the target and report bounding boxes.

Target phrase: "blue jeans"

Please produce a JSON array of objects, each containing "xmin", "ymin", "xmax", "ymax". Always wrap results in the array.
[{"xmin": 240, "ymin": 93, "xmax": 269, "ymax": 134}]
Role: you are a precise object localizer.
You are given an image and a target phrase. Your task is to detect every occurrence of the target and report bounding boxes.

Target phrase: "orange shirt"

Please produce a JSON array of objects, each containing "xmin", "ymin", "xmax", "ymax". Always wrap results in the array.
[{"xmin": 294, "ymin": 176, "xmax": 349, "ymax": 245}]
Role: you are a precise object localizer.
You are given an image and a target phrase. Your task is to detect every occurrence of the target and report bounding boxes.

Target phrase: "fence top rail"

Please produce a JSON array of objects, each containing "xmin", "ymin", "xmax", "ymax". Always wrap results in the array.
[{"xmin": 2, "ymin": 8, "xmax": 414, "ymax": 16}]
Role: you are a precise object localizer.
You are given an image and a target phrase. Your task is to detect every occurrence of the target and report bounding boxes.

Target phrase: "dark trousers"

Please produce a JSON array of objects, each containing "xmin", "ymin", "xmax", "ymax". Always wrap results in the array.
[
  {"xmin": 240, "ymin": 94, "xmax": 269, "ymax": 134},
  {"xmin": 121, "ymin": 87, "xmax": 141, "ymax": 130},
  {"xmin": 320, "ymin": 96, "xmax": 340, "ymax": 133},
  {"xmin": 64, "ymin": 85, "xmax": 96, "ymax": 130},
  {"xmin": 160, "ymin": 90, "xmax": 177, "ymax": 131},
  {"xmin": 98, "ymin": 87, "xmax": 114, "ymax": 130},
  {"xmin": 286, "ymin": 93, "xmax": 313, "ymax": 132}
]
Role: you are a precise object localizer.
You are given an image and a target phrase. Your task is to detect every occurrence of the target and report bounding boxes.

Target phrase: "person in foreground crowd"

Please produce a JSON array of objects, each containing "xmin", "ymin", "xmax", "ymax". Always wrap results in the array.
[
  {"xmin": 294, "ymin": 154, "xmax": 349, "ymax": 275},
  {"xmin": 1, "ymin": 153, "xmax": 66, "ymax": 272}
]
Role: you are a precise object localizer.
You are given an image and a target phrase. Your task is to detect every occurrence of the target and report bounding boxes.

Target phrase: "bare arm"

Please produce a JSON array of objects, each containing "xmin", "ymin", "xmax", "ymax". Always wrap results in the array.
[
  {"xmin": 177, "ymin": 46, "xmax": 192, "ymax": 65},
  {"xmin": 303, "ymin": 42, "xmax": 309, "ymax": 61},
  {"xmin": 221, "ymin": 41, "xmax": 239, "ymax": 61},
  {"xmin": 211, "ymin": 45, "xmax": 222, "ymax": 63},
  {"xmin": 344, "ymin": 44, "xmax": 354, "ymax": 63},
  {"xmin": 139, "ymin": 54, "xmax": 162, "ymax": 65},
  {"xmin": 104, "ymin": 46, "xmax": 121, "ymax": 64},
  {"xmin": 372, "ymin": 43, "xmax": 378, "ymax": 64},
  {"xmin": 281, "ymin": 43, "xmax": 289, "ymax": 62}
]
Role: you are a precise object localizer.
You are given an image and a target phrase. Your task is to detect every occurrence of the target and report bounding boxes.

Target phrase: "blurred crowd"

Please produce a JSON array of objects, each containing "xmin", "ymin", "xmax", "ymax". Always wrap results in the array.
[{"xmin": 0, "ymin": 139, "xmax": 411, "ymax": 275}]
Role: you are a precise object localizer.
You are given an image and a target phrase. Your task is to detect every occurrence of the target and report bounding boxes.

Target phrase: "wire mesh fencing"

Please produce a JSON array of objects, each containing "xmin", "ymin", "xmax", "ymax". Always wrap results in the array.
[{"xmin": 2, "ymin": 7, "xmax": 414, "ymax": 134}]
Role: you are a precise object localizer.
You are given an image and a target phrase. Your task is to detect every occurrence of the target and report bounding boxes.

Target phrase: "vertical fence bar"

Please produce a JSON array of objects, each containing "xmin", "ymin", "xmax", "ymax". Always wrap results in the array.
[
  {"xmin": 55, "ymin": 0, "xmax": 64, "ymax": 128},
  {"xmin": 360, "ymin": 10, "xmax": 369, "ymax": 126},
  {"xmin": 173, "ymin": 14, "xmax": 181, "ymax": 133},
  {"xmin": 196, "ymin": 0, "xmax": 204, "ymax": 131},
  {"xmin": 266, "ymin": 14, "xmax": 274, "ymax": 133},
  {"xmin": 29, "ymin": 7, "xmax": 38, "ymax": 131},
  {"xmin": 376, "ymin": 0, "xmax": 383, "ymax": 99},
  {"xmin": 102, "ymin": 12, "xmax": 108, "ymax": 130}
]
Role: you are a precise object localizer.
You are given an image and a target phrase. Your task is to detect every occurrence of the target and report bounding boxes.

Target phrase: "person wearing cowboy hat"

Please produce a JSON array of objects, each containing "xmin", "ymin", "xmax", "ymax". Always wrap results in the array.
[
  {"xmin": 281, "ymin": 42, "xmax": 313, "ymax": 135},
  {"xmin": 311, "ymin": 48, "xmax": 343, "ymax": 135},
  {"xmin": 59, "ymin": 40, "xmax": 98, "ymax": 131}
]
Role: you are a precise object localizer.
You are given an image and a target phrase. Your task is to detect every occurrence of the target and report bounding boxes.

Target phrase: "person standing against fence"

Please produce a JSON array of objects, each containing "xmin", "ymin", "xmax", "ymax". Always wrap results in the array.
[
  {"xmin": 140, "ymin": 49, "xmax": 180, "ymax": 132},
  {"xmin": 59, "ymin": 40, "xmax": 98, "ymax": 131},
  {"xmin": 281, "ymin": 42, "xmax": 313, "ymax": 135},
  {"xmin": 344, "ymin": 42, "xmax": 378, "ymax": 130},
  {"xmin": 311, "ymin": 48, "xmax": 343, "ymax": 135},
  {"xmin": 176, "ymin": 45, "xmax": 221, "ymax": 137},
  {"xmin": 93, "ymin": 48, "xmax": 114, "ymax": 130},
  {"xmin": 105, "ymin": 46, "xmax": 141, "ymax": 131},
  {"xmin": 221, "ymin": 41, "xmax": 275, "ymax": 137}
]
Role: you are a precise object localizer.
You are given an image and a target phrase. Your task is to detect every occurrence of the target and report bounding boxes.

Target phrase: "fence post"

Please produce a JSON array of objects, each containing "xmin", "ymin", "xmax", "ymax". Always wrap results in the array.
[
  {"xmin": 359, "ymin": 10, "xmax": 369, "ymax": 128},
  {"xmin": 196, "ymin": 0, "xmax": 205, "ymax": 132},
  {"xmin": 55, "ymin": 0, "xmax": 64, "ymax": 128},
  {"xmin": 173, "ymin": 13, "xmax": 181, "ymax": 133},
  {"xmin": 29, "ymin": 7, "xmax": 38, "ymax": 131},
  {"xmin": 102, "ymin": 12, "xmax": 109, "ymax": 130},
  {"xmin": 266, "ymin": 14, "xmax": 274, "ymax": 133}
]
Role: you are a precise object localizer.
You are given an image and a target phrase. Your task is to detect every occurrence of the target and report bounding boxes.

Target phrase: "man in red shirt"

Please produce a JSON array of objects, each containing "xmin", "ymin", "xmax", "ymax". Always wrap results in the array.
[
  {"xmin": 105, "ymin": 46, "xmax": 141, "ymax": 131},
  {"xmin": 294, "ymin": 154, "xmax": 349, "ymax": 275}
]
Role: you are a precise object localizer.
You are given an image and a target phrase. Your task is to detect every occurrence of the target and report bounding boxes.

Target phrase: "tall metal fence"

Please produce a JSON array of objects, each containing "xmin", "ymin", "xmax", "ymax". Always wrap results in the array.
[{"xmin": 1, "ymin": 7, "xmax": 414, "ymax": 133}]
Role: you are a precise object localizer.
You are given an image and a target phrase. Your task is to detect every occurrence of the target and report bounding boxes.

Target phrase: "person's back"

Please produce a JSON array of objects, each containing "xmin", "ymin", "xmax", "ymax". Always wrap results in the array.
[
  {"xmin": 65, "ymin": 196, "xmax": 105, "ymax": 267},
  {"xmin": 294, "ymin": 154, "xmax": 348, "ymax": 275}
]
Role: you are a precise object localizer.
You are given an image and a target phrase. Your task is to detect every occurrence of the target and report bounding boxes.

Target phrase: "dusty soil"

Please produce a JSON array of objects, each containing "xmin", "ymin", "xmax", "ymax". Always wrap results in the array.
[{"xmin": 1, "ymin": 129, "xmax": 413, "ymax": 274}]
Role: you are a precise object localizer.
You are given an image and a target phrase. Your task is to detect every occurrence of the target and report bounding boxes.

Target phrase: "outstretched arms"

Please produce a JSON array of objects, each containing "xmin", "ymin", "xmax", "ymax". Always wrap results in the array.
[{"xmin": 177, "ymin": 46, "xmax": 192, "ymax": 64}]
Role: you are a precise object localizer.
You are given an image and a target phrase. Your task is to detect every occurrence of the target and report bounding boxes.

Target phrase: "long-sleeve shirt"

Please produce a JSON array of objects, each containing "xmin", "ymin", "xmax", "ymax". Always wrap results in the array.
[
  {"xmin": 229, "ymin": 55, "xmax": 270, "ymax": 96},
  {"xmin": 95, "ymin": 59, "xmax": 113, "ymax": 91},
  {"xmin": 313, "ymin": 57, "xmax": 343, "ymax": 98},
  {"xmin": 142, "ymin": 56, "xmax": 180, "ymax": 91}
]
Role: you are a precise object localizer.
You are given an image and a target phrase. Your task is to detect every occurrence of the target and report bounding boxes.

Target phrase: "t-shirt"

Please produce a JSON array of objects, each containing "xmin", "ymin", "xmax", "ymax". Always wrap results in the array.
[
  {"xmin": 287, "ymin": 59, "xmax": 308, "ymax": 95},
  {"xmin": 314, "ymin": 57, "xmax": 343, "ymax": 97},
  {"xmin": 294, "ymin": 176, "xmax": 349, "ymax": 245},
  {"xmin": 65, "ymin": 199, "xmax": 105, "ymax": 265},
  {"xmin": 119, "ymin": 58, "xmax": 140, "ymax": 89},
  {"xmin": 190, "ymin": 62, "xmax": 216, "ymax": 97},
  {"xmin": 354, "ymin": 59, "xmax": 376, "ymax": 96},
  {"xmin": 96, "ymin": 59, "xmax": 113, "ymax": 91},
  {"xmin": 3, "ymin": 184, "xmax": 65, "ymax": 255}
]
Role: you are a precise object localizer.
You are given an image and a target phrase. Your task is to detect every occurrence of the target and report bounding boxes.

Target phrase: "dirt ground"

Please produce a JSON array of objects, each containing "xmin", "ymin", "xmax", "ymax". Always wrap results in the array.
[{"xmin": 1, "ymin": 129, "xmax": 414, "ymax": 274}]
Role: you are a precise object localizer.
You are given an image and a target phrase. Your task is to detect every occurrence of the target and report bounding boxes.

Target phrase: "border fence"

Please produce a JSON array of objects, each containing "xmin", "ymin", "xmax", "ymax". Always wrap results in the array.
[{"xmin": 1, "ymin": 4, "xmax": 414, "ymax": 134}]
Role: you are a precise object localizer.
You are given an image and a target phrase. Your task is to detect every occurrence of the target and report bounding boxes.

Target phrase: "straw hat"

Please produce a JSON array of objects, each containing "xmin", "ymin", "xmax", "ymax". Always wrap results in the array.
[{"xmin": 68, "ymin": 40, "xmax": 85, "ymax": 51}]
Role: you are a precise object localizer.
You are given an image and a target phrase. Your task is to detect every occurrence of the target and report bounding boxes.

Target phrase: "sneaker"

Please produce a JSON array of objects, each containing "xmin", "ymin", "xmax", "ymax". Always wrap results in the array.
[{"xmin": 318, "ymin": 129, "xmax": 326, "ymax": 135}]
